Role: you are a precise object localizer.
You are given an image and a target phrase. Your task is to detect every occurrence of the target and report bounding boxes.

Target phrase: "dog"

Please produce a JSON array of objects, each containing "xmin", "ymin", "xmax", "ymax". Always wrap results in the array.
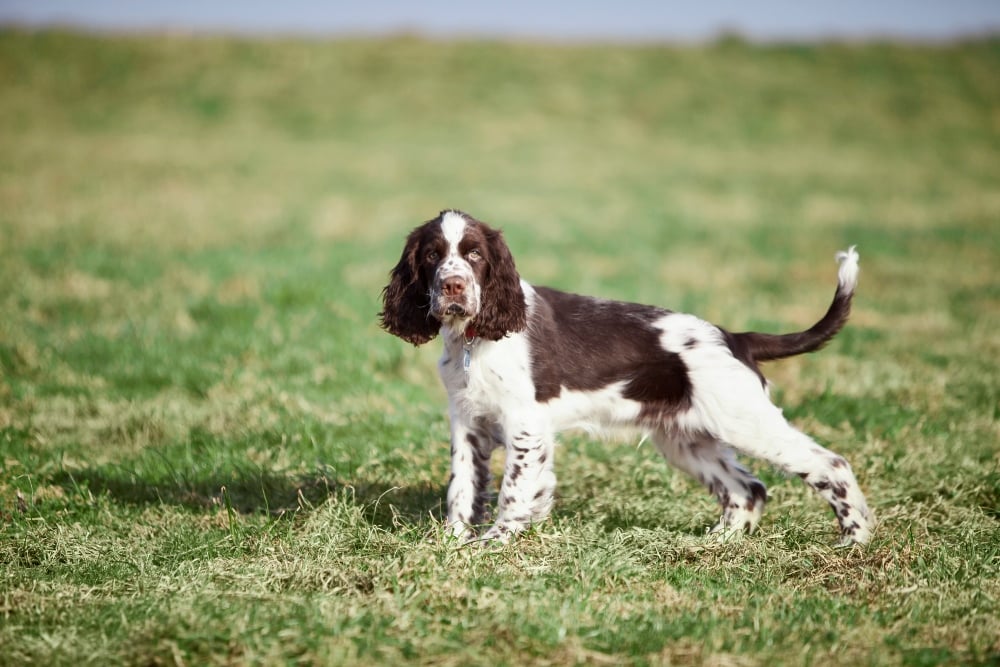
[{"xmin": 380, "ymin": 209, "xmax": 873, "ymax": 545}]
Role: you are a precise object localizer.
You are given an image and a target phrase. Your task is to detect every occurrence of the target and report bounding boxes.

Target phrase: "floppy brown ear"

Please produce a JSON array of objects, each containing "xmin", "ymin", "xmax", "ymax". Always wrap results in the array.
[
  {"xmin": 379, "ymin": 229, "xmax": 440, "ymax": 345},
  {"xmin": 474, "ymin": 227, "xmax": 527, "ymax": 341}
]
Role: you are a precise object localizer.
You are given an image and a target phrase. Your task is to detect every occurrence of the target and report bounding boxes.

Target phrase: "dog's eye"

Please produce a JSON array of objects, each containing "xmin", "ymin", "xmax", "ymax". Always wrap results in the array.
[
  {"xmin": 426, "ymin": 251, "xmax": 439, "ymax": 263},
  {"xmin": 467, "ymin": 249, "xmax": 482, "ymax": 261}
]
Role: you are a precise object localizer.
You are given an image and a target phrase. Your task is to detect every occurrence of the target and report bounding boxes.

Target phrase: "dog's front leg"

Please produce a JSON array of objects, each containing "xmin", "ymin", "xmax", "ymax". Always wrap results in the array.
[
  {"xmin": 445, "ymin": 412, "xmax": 492, "ymax": 541},
  {"xmin": 480, "ymin": 426, "xmax": 556, "ymax": 543}
]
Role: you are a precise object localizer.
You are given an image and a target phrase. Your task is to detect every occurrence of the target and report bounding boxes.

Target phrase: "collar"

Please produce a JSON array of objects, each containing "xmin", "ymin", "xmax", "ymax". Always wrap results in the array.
[{"xmin": 463, "ymin": 324, "xmax": 477, "ymax": 345}]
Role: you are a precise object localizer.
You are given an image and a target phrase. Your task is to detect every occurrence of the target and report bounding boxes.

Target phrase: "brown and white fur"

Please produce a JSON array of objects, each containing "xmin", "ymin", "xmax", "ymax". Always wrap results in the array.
[{"xmin": 380, "ymin": 209, "xmax": 873, "ymax": 546}]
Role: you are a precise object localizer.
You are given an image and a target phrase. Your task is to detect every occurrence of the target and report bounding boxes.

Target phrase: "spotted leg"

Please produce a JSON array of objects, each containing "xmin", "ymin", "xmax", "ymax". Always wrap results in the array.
[
  {"xmin": 480, "ymin": 427, "xmax": 556, "ymax": 543},
  {"xmin": 794, "ymin": 448, "xmax": 874, "ymax": 546},
  {"xmin": 446, "ymin": 417, "xmax": 494, "ymax": 541},
  {"xmin": 699, "ymin": 391, "xmax": 874, "ymax": 545},
  {"xmin": 653, "ymin": 431, "xmax": 769, "ymax": 538},
  {"xmin": 744, "ymin": 428, "xmax": 873, "ymax": 545}
]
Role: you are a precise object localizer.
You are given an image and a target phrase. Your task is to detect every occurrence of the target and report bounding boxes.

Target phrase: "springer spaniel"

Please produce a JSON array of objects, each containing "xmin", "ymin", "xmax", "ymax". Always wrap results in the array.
[{"xmin": 380, "ymin": 210, "xmax": 873, "ymax": 546}]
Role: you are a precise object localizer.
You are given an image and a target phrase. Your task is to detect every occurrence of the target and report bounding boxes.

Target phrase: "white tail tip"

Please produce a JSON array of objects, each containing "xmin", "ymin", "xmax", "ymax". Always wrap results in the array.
[{"xmin": 835, "ymin": 245, "xmax": 859, "ymax": 293}]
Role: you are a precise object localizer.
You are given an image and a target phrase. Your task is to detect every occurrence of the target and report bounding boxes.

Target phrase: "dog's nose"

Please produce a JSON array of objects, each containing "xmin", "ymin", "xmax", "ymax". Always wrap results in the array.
[{"xmin": 442, "ymin": 276, "xmax": 466, "ymax": 298}]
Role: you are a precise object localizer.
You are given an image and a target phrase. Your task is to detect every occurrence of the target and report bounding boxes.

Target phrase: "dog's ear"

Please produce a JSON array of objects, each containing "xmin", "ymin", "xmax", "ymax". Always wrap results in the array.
[
  {"xmin": 474, "ymin": 227, "xmax": 527, "ymax": 341},
  {"xmin": 380, "ymin": 227, "xmax": 440, "ymax": 345}
]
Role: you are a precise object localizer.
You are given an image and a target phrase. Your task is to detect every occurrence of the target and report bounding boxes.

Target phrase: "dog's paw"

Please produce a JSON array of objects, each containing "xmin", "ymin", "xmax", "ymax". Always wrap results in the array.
[
  {"xmin": 445, "ymin": 521, "xmax": 478, "ymax": 544},
  {"xmin": 834, "ymin": 523, "xmax": 873, "ymax": 548},
  {"xmin": 707, "ymin": 512, "xmax": 759, "ymax": 543},
  {"xmin": 474, "ymin": 520, "xmax": 530, "ymax": 546},
  {"xmin": 480, "ymin": 524, "xmax": 514, "ymax": 544},
  {"xmin": 707, "ymin": 519, "xmax": 757, "ymax": 544},
  {"xmin": 707, "ymin": 525, "xmax": 748, "ymax": 544}
]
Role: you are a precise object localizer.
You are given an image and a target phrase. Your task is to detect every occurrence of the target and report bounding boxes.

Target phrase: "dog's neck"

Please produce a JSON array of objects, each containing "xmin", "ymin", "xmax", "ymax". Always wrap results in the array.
[{"xmin": 441, "ymin": 319, "xmax": 478, "ymax": 347}]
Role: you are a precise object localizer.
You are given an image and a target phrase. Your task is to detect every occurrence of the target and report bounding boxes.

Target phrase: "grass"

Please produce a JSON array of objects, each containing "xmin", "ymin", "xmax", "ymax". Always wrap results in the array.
[{"xmin": 1, "ymin": 28, "xmax": 999, "ymax": 665}]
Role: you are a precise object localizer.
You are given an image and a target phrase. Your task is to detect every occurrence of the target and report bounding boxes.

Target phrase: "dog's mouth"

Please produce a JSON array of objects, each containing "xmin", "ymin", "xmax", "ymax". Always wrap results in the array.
[{"xmin": 434, "ymin": 298, "xmax": 476, "ymax": 323}]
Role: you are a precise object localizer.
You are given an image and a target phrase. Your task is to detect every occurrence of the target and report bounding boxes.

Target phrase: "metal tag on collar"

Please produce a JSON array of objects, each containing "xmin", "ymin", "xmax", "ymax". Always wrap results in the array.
[{"xmin": 462, "ymin": 325, "xmax": 476, "ymax": 374}]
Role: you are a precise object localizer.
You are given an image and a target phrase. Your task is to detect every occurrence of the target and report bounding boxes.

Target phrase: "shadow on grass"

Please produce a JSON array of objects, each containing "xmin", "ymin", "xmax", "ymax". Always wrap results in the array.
[
  {"xmin": 49, "ymin": 463, "xmax": 711, "ymax": 537},
  {"xmin": 49, "ymin": 464, "xmax": 447, "ymax": 533}
]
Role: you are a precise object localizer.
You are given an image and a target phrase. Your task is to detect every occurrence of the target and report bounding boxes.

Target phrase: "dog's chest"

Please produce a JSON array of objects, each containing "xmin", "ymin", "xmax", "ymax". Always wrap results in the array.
[{"xmin": 438, "ymin": 334, "xmax": 535, "ymax": 416}]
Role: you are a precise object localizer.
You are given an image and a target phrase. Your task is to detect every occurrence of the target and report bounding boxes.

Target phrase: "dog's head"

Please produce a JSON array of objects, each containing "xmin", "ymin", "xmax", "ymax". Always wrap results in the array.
[{"xmin": 380, "ymin": 210, "xmax": 527, "ymax": 345}]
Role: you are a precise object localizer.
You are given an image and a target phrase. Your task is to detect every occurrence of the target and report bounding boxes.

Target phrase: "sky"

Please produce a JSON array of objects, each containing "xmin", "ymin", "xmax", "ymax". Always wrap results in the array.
[{"xmin": 1, "ymin": 0, "xmax": 999, "ymax": 42}]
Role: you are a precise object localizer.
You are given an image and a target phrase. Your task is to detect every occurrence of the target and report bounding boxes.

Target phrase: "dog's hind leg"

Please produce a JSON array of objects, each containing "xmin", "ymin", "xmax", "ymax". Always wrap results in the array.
[
  {"xmin": 653, "ymin": 431, "xmax": 768, "ymax": 538},
  {"xmin": 690, "ymin": 387, "xmax": 873, "ymax": 545},
  {"xmin": 741, "ymin": 422, "xmax": 872, "ymax": 545}
]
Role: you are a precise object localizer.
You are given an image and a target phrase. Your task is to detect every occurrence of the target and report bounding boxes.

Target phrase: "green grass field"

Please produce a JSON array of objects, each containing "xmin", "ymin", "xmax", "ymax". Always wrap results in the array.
[{"xmin": 1, "ymin": 29, "xmax": 998, "ymax": 665}]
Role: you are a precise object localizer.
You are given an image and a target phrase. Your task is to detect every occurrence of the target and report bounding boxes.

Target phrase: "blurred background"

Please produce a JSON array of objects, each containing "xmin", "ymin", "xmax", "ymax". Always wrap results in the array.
[
  {"xmin": 2, "ymin": 0, "xmax": 1000, "ymax": 40},
  {"xmin": 2, "ymin": 4, "xmax": 999, "ymax": 664},
  {"xmin": 1, "ymin": 0, "xmax": 997, "ymax": 418}
]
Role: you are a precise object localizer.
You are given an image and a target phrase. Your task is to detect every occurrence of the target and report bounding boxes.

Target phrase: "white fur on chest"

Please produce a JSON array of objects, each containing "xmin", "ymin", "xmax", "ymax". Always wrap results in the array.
[{"xmin": 438, "ymin": 333, "xmax": 535, "ymax": 421}]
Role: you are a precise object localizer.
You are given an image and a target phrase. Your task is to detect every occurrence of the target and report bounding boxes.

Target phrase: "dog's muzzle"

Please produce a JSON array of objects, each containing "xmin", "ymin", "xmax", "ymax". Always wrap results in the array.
[{"xmin": 434, "ymin": 273, "xmax": 476, "ymax": 320}]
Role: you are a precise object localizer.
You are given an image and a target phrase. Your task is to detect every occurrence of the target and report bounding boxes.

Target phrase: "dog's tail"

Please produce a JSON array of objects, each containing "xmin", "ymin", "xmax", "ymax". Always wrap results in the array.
[{"xmin": 733, "ymin": 246, "xmax": 859, "ymax": 363}]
